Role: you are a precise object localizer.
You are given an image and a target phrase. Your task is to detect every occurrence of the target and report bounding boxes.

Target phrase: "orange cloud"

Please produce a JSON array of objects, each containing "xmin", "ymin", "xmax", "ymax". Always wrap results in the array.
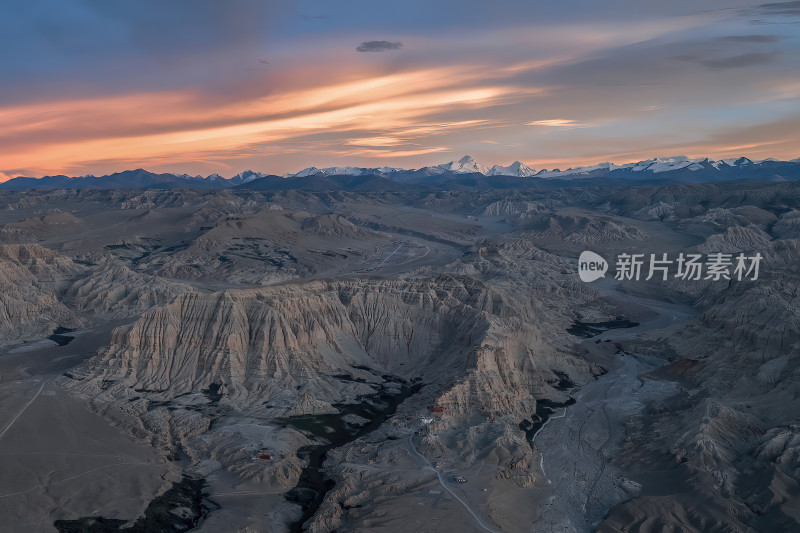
[
  {"xmin": 0, "ymin": 59, "xmax": 540, "ymax": 176},
  {"xmin": 346, "ymin": 136, "xmax": 407, "ymax": 147},
  {"xmin": 3, "ymin": 86, "xmax": 510, "ymax": 169},
  {"xmin": 526, "ymin": 119, "xmax": 594, "ymax": 128}
]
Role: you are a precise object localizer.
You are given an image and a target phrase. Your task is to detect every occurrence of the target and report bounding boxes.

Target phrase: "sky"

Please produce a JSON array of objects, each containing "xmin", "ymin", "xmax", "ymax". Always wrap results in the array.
[{"xmin": 1, "ymin": 0, "xmax": 799, "ymax": 180}]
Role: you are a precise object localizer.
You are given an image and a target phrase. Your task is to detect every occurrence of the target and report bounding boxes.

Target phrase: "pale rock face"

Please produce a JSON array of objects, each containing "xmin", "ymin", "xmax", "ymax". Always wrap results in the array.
[
  {"xmin": 74, "ymin": 275, "xmax": 586, "ymax": 414},
  {"xmin": 66, "ymin": 263, "xmax": 192, "ymax": 318},
  {"xmin": 0, "ymin": 244, "xmax": 82, "ymax": 343}
]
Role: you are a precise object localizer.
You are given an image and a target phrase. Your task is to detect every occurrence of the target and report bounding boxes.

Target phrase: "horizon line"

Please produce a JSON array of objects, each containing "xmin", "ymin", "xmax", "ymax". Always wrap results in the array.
[{"xmin": 3, "ymin": 153, "xmax": 798, "ymax": 182}]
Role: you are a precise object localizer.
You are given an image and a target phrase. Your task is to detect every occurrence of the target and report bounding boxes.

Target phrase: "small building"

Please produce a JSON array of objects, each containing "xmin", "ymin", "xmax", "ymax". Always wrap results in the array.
[{"xmin": 454, "ymin": 476, "xmax": 467, "ymax": 484}]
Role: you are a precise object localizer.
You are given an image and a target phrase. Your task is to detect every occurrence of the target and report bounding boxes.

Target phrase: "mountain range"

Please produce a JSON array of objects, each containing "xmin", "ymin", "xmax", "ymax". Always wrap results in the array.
[{"xmin": 2, "ymin": 155, "xmax": 798, "ymax": 191}]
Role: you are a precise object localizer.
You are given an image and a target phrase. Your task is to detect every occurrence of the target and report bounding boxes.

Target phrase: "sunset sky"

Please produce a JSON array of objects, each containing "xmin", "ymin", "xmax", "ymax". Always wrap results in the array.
[{"xmin": 1, "ymin": 0, "xmax": 799, "ymax": 180}]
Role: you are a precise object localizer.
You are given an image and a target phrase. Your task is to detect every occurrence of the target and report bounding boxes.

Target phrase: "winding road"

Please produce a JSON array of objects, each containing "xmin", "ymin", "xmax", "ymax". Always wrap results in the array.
[
  {"xmin": 0, "ymin": 380, "xmax": 45, "ymax": 442},
  {"xmin": 406, "ymin": 432, "xmax": 500, "ymax": 533}
]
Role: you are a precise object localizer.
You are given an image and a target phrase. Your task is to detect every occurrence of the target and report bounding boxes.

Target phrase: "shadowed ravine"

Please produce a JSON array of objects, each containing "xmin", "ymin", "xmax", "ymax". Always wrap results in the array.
[
  {"xmin": 53, "ymin": 476, "xmax": 216, "ymax": 533},
  {"xmin": 283, "ymin": 379, "xmax": 423, "ymax": 532}
]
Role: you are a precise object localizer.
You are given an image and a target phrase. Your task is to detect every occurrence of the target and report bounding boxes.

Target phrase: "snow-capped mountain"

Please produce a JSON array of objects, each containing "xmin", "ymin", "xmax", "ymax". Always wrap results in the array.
[
  {"xmin": 283, "ymin": 155, "xmax": 755, "ymax": 179},
  {"xmin": 712, "ymin": 157, "xmax": 753, "ymax": 169},
  {"xmin": 202, "ymin": 173, "xmax": 229, "ymax": 184},
  {"xmin": 534, "ymin": 162, "xmax": 622, "ymax": 178},
  {"xmin": 289, "ymin": 166, "xmax": 404, "ymax": 178},
  {"xmin": 486, "ymin": 161, "xmax": 536, "ymax": 177},
  {"xmin": 282, "ymin": 155, "xmax": 768, "ymax": 180},
  {"xmin": 229, "ymin": 170, "xmax": 268, "ymax": 184},
  {"xmin": 427, "ymin": 155, "xmax": 488, "ymax": 175},
  {"xmin": 624, "ymin": 156, "xmax": 706, "ymax": 173},
  {"xmin": 288, "ymin": 157, "xmax": 492, "ymax": 178},
  {"xmin": 1, "ymin": 156, "xmax": 796, "ymax": 190},
  {"xmin": 528, "ymin": 156, "xmax": 768, "ymax": 179}
]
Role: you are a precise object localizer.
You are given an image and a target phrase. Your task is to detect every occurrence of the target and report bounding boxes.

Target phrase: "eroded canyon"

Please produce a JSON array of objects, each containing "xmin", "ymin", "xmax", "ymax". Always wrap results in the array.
[{"xmin": 1, "ymin": 182, "xmax": 798, "ymax": 532}]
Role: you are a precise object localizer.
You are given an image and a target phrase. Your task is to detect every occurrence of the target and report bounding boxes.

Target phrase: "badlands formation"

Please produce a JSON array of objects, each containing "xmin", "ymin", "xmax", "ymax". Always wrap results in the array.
[{"xmin": 0, "ymin": 182, "xmax": 798, "ymax": 532}]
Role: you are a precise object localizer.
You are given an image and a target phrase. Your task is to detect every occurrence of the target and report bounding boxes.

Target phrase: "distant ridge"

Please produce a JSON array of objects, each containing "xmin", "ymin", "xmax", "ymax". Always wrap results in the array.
[{"xmin": 2, "ymin": 156, "xmax": 798, "ymax": 191}]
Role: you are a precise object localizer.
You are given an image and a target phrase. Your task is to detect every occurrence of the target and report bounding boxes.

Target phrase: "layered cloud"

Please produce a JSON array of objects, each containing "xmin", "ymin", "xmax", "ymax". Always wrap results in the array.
[{"xmin": 0, "ymin": 0, "xmax": 798, "ymax": 178}]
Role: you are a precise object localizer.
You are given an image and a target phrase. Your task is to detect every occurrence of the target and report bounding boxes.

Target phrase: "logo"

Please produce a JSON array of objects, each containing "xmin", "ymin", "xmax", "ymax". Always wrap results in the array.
[
  {"xmin": 576, "ymin": 250, "xmax": 762, "ymax": 282},
  {"xmin": 578, "ymin": 251, "xmax": 608, "ymax": 282}
]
